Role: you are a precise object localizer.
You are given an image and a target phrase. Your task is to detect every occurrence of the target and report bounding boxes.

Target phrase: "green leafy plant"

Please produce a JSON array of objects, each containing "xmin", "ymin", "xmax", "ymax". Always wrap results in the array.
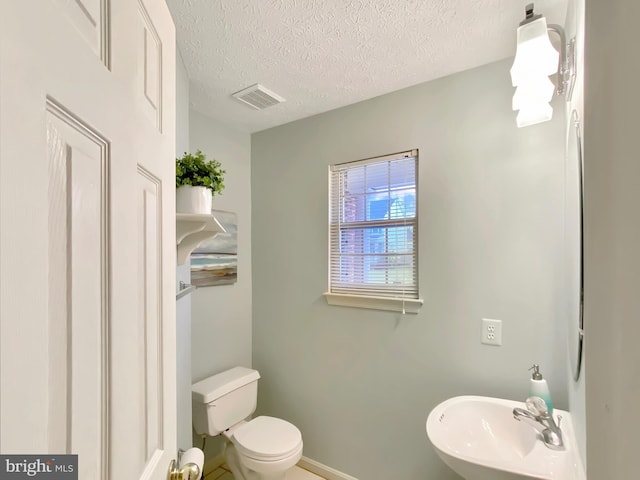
[{"xmin": 176, "ymin": 150, "xmax": 225, "ymax": 196}]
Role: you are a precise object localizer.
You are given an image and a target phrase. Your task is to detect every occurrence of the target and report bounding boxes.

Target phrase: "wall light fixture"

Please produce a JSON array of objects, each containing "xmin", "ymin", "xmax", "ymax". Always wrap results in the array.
[{"xmin": 510, "ymin": 3, "xmax": 576, "ymax": 127}]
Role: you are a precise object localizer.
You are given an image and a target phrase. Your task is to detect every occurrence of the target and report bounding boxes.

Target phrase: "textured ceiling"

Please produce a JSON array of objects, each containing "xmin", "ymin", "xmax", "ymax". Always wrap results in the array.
[{"xmin": 166, "ymin": 0, "xmax": 568, "ymax": 133}]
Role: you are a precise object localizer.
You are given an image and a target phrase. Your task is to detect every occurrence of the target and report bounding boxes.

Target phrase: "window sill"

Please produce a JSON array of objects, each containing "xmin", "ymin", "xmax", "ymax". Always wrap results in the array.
[{"xmin": 323, "ymin": 292, "xmax": 423, "ymax": 314}]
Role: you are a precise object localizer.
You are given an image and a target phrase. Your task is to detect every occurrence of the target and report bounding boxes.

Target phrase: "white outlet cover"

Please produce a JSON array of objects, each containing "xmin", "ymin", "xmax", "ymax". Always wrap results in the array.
[{"xmin": 482, "ymin": 318, "xmax": 502, "ymax": 346}]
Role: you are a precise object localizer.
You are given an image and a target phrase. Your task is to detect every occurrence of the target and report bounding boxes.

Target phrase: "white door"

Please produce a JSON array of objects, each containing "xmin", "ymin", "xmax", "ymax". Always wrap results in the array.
[{"xmin": 0, "ymin": 1, "xmax": 177, "ymax": 479}]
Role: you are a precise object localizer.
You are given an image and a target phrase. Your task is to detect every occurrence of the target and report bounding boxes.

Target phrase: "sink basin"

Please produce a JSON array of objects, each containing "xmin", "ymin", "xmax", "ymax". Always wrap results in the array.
[{"xmin": 426, "ymin": 396, "xmax": 585, "ymax": 480}]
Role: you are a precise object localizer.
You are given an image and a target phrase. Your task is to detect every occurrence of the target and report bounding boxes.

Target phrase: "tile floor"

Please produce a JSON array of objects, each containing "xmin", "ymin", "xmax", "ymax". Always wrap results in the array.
[
  {"xmin": 204, "ymin": 463, "xmax": 326, "ymax": 480},
  {"xmin": 204, "ymin": 463, "xmax": 233, "ymax": 480}
]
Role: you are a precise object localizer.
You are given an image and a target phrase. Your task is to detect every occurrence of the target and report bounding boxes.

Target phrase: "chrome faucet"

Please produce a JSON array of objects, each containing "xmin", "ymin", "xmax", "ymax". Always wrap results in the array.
[{"xmin": 513, "ymin": 396, "xmax": 564, "ymax": 450}]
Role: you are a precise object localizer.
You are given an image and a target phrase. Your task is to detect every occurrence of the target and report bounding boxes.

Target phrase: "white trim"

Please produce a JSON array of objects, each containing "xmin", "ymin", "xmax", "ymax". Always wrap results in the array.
[
  {"xmin": 323, "ymin": 292, "xmax": 423, "ymax": 314},
  {"xmin": 298, "ymin": 456, "xmax": 359, "ymax": 480},
  {"xmin": 205, "ymin": 452, "xmax": 358, "ymax": 480}
]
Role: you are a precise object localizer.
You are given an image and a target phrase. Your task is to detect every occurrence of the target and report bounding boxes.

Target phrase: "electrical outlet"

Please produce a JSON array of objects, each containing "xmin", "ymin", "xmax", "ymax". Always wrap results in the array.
[{"xmin": 482, "ymin": 318, "xmax": 502, "ymax": 346}]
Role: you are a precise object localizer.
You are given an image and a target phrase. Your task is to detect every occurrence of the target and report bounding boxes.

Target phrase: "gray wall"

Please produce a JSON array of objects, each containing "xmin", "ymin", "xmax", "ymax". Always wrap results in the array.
[
  {"xmin": 189, "ymin": 109, "xmax": 252, "ymax": 457},
  {"xmin": 175, "ymin": 50, "xmax": 192, "ymax": 450},
  {"xmin": 584, "ymin": 0, "xmax": 640, "ymax": 478},
  {"xmin": 251, "ymin": 58, "xmax": 567, "ymax": 479}
]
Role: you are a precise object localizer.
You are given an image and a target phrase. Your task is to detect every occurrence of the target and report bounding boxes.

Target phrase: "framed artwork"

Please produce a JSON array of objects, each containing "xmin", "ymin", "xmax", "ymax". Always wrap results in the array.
[{"xmin": 190, "ymin": 210, "xmax": 237, "ymax": 286}]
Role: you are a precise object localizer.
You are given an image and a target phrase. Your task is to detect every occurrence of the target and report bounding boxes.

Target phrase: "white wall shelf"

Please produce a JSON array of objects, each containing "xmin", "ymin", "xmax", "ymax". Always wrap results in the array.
[{"xmin": 176, "ymin": 213, "xmax": 225, "ymax": 265}]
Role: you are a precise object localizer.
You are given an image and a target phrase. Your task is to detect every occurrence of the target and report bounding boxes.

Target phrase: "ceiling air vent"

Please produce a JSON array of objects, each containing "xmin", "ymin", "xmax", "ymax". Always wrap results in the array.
[{"xmin": 231, "ymin": 84, "xmax": 285, "ymax": 110}]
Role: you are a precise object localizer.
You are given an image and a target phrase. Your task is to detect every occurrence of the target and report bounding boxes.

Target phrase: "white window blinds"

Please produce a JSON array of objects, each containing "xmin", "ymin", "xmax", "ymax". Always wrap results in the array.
[{"xmin": 329, "ymin": 150, "xmax": 418, "ymax": 299}]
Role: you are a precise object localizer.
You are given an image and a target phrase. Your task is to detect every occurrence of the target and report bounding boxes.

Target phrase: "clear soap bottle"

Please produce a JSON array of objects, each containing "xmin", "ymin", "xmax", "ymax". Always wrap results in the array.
[{"xmin": 529, "ymin": 364, "xmax": 553, "ymax": 413}]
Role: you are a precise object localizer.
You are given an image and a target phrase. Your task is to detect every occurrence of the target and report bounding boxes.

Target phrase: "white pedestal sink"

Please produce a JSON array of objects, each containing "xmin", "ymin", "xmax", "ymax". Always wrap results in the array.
[{"xmin": 426, "ymin": 396, "xmax": 586, "ymax": 480}]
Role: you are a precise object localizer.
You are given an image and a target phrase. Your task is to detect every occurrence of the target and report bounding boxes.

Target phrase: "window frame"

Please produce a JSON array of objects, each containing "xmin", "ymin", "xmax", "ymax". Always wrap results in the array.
[{"xmin": 324, "ymin": 150, "xmax": 423, "ymax": 314}]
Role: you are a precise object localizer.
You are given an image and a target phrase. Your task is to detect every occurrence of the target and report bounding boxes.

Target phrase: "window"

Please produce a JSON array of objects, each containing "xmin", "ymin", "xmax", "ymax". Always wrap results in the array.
[{"xmin": 325, "ymin": 150, "xmax": 423, "ymax": 313}]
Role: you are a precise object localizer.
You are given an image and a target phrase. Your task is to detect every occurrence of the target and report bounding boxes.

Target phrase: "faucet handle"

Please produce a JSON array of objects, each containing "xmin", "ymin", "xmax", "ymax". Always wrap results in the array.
[{"xmin": 525, "ymin": 396, "xmax": 549, "ymax": 416}]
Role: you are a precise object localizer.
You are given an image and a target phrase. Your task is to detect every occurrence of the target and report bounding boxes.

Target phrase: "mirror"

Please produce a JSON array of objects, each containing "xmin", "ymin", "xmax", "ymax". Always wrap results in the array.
[{"xmin": 567, "ymin": 109, "xmax": 584, "ymax": 381}]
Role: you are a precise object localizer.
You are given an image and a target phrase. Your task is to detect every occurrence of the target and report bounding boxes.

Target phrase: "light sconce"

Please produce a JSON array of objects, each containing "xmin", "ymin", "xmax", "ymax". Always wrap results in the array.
[{"xmin": 510, "ymin": 3, "xmax": 576, "ymax": 127}]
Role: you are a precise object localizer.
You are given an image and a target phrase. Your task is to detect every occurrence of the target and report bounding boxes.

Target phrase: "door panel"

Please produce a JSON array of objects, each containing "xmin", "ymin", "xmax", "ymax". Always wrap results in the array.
[
  {"xmin": 138, "ymin": 0, "xmax": 164, "ymax": 131},
  {"xmin": 53, "ymin": 0, "xmax": 110, "ymax": 65},
  {"xmin": 138, "ymin": 167, "xmax": 164, "ymax": 462},
  {"xmin": 46, "ymin": 103, "xmax": 110, "ymax": 480}
]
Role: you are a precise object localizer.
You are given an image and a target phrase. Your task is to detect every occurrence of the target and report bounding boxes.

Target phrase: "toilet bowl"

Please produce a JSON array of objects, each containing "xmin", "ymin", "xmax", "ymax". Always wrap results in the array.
[
  {"xmin": 223, "ymin": 416, "xmax": 303, "ymax": 480},
  {"xmin": 192, "ymin": 367, "xmax": 303, "ymax": 480}
]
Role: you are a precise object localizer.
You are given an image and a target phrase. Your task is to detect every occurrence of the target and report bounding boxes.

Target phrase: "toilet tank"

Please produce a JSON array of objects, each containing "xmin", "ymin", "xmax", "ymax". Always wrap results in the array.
[{"xmin": 192, "ymin": 366, "xmax": 261, "ymax": 436}]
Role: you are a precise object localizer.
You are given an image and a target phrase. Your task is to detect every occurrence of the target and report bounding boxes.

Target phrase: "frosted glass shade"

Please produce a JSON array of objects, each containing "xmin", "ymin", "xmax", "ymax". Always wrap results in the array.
[
  {"xmin": 512, "ymin": 77, "xmax": 555, "ymax": 110},
  {"xmin": 510, "ymin": 17, "xmax": 560, "ymax": 86},
  {"xmin": 510, "ymin": 16, "xmax": 559, "ymax": 128},
  {"xmin": 516, "ymin": 103, "xmax": 553, "ymax": 128}
]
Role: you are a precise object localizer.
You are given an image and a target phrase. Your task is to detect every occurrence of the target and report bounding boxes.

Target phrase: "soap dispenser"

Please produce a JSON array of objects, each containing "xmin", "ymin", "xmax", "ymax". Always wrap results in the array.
[{"xmin": 529, "ymin": 364, "xmax": 553, "ymax": 413}]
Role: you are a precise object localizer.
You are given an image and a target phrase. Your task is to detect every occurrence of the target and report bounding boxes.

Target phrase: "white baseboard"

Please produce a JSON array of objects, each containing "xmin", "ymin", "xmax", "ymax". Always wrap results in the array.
[
  {"xmin": 204, "ymin": 452, "xmax": 358, "ymax": 480},
  {"xmin": 298, "ymin": 456, "xmax": 359, "ymax": 480}
]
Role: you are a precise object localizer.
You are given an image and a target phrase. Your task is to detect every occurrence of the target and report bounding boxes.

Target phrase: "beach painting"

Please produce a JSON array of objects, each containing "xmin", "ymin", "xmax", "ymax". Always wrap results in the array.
[{"xmin": 191, "ymin": 210, "xmax": 238, "ymax": 286}]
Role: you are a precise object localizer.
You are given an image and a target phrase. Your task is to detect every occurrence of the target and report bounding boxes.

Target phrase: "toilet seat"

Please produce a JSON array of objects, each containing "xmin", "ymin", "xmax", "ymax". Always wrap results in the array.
[{"xmin": 233, "ymin": 416, "xmax": 302, "ymax": 462}]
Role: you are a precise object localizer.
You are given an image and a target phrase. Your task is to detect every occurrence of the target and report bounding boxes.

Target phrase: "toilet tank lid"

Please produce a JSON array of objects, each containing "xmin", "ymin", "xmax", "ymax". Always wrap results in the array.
[{"xmin": 192, "ymin": 366, "xmax": 260, "ymax": 404}]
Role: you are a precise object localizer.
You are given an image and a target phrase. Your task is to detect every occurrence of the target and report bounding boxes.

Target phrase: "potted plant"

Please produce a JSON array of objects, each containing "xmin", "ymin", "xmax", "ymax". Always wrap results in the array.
[{"xmin": 176, "ymin": 150, "xmax": 225, "ymax": 214}]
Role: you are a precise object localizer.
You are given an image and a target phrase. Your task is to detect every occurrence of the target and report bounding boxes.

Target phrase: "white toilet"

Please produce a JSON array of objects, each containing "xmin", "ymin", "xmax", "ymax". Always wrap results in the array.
[{"xmin": 192, "ymin": 366, "xmax": 303, "ymax": 480}]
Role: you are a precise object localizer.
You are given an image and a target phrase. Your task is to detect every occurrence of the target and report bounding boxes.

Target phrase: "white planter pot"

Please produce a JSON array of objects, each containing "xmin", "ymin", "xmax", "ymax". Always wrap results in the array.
[{"xmin": 176, "ymin": 185, "xmax": 212, "ymax": 214}]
